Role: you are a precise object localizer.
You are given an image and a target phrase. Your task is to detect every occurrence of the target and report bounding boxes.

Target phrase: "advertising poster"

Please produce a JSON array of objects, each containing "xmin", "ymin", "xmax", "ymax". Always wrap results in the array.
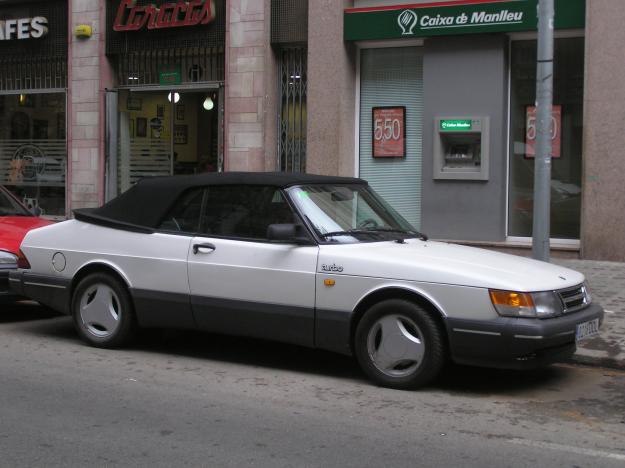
[
  {"xmin": 372, "ymin": 107, "xmax": 406, "ymax": 158},
  {"xmin": 525, "ymin": 105, "xmax": 562, "ymax": 158}
]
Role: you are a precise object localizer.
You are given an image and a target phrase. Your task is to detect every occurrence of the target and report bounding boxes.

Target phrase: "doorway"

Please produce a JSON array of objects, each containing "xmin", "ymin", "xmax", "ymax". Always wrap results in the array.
[{"xmin": 115, "ymin": 88, "xmax": 222, "ymax": 194}]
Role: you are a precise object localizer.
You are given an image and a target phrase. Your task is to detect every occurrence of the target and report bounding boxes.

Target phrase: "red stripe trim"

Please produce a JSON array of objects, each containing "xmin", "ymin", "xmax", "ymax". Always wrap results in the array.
[{"xmin": 345, "ymin": 0, "xmax": 517, "ymax": 14}]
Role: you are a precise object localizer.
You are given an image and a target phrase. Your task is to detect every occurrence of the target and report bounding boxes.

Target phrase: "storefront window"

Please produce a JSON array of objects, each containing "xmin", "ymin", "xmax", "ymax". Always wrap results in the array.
[
  {"xmin": 508, "ymin": 38, "xmax": 584, "ymax": 239},
  {"xmin": 0, "ymin": 92, "xmax": 66, "ymax": 216}
]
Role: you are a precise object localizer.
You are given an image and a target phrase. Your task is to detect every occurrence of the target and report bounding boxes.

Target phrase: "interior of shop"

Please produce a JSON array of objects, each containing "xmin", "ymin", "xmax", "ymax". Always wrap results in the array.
[
  {"xmin": 0, "ymin": 92, "xmax": 66, "ymax": 216},
  {"xmin": 117, "ymin": 89, "xmax": 219, "ymax": 193}
]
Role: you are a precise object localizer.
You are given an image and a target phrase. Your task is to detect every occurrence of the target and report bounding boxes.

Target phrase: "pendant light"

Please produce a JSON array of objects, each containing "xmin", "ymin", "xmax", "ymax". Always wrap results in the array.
[
  {"xmin": 168, "ymin": 92, "xmax": 180, "ymax": 103},
  {"xmin": 203, "ymin": 95, "xmax": 214, "ymax": 111}
]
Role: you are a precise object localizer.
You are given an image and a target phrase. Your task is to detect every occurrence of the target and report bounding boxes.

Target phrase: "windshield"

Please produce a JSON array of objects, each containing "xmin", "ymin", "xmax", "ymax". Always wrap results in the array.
[
  {"xmin": 0, "ymin": 188, "xmax": 31, "ymax": 217},
  {"xmin": 287, "ymin": 184, "xmax": 426, "ymax": 243}
]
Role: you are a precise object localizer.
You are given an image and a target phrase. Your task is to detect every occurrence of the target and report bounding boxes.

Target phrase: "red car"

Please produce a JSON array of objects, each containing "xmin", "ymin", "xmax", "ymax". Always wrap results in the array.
[{"xmin": 0, "ymin": 186, "xmax": 52, "ymax": 302}]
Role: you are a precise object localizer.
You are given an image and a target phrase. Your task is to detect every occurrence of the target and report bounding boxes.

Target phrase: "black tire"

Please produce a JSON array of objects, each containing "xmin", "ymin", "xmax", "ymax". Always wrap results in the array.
[
  {"xmin": 354, "ymin": 299, "xmax": 446, "ymax": 390},
  {"xmin": 71, "ymin": 272, "xmax": 136, "ymax": 348}
]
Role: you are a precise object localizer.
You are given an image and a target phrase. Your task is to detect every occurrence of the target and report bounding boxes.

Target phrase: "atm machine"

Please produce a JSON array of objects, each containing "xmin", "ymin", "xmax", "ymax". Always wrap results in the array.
[{"xmin": 433, "ymin": 116, "xmax": 490, "ymax": 181}]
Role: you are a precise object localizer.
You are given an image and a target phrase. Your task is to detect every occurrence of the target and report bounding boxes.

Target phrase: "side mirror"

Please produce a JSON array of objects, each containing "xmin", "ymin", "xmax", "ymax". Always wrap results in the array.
[{"xmin": 267, "ymin": 223, "xmax": 314, "ymax": 245}]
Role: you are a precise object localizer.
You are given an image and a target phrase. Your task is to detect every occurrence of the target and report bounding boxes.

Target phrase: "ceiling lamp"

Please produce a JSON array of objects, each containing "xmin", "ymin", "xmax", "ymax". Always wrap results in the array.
[
  {"xmin": 168, "ymin": 92, "xmax": 180, "ymax": 103},
  {"xmin": 203, "ymin": 95, "xmax": 214, "ymax": 111}
]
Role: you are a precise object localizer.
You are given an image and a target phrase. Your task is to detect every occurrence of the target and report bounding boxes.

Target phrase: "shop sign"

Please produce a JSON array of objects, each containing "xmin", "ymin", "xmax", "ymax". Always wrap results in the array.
[
  {"xmin": 113, "ymin": 0, "xmax": 216, "ymax": 32},
  {"xmin": 372, "ymin": 107, "xmax": 406, "ymax": 158},
  {"xmin": 344, "ymin": 0, "xmax": 585, "ymax": 41},
  {"xmin": 0, "ymin": 17, "xmax": 48, "ymax": 41},
  {"xmin": 159, "ymin": 64, "xmax": 182, "ymax": 85},
  {"xmin": 440, "ymin": 119, "xmax": 472, "ymax": 132},
  {"xmin": 525, "ymin": 105, "xmax": 561, "ymax": 158}
]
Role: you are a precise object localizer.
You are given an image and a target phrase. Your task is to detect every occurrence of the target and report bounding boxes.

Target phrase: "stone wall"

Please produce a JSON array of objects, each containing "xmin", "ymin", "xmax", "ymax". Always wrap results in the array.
[
  {"xmin": 67, "ymin": 0, "xmax": 111, "ymax": 211},
  {"xmin": 225, "ymin": 0, "xmax": 268, "ymax": 171},
  {"xmin": 306, "ymin": 0, "xmax": 356, "ymax": 177},
  {"xmin": 581, "ymin": 0, "xmax": 625, "ymax": 261}
]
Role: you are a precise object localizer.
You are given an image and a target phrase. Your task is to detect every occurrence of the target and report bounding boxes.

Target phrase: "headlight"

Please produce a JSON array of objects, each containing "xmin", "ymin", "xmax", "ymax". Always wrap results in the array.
[
  {"xmin": 489, "ymin": 289, "xmax": 563, "ymax": 318},
  {"xmin": 0, "ymin": 250, "xmax": 18, "ymax": 265}
]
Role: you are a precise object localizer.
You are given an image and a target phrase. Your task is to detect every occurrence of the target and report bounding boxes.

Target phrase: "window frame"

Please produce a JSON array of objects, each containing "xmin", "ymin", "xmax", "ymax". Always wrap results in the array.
[
  {"xmin": 155, "ymin": 184, "xmax": 317, "ymax": 245},
  {"xmin": 505, "ymin": 31, "xmax": 585, "ymax": 248}
]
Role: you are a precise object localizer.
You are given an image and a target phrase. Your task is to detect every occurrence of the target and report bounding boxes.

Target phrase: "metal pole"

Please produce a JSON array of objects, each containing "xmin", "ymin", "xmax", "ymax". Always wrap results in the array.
[{"xmin": 532, "ymin": 0, "xmax": 555, "ymax": 262}]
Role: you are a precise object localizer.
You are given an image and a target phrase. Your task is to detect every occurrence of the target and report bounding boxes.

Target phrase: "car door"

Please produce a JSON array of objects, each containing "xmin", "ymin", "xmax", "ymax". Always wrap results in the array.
[
  {"xmin": 187, "ymin": 185, "xmax": 319, "ymax": 347},
  {"xmin": 131, "ymin": 187, "xmax": 207, "ymax": 329}
]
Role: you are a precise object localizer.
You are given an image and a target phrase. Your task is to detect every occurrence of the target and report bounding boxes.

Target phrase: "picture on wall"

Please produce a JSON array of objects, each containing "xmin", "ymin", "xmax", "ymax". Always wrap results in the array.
[
  {"xmin": 174, "ymin": 125, "xmax": 188, "ymax": 145},
  {"xmin": 150, "ymin": 117, "xmax": 163, "ymax": 139},
  {"xmin": 33, "ymin": 119, "xmax": 49, "ymax": 139},
  {"xmin": 42, "ymin": 94, "xmax": 62, "ymax": 108},
  {"xmin": 157, "ymin": 104, "xmax": 165, "ymax": 118},
  {"xmin": 136, "ymin": 117, "xmax": 147, "ymax": 138},
  {"xmin": 127, "ymin": 96, "xmax": 142, "ymax": 111},
  {"xmin": 56, "ymin": 113, "xmax": 66, "ymax": 139},
  {"xmin": 176, "ymin": 105, "xmax": 185, "ymax": 121}
]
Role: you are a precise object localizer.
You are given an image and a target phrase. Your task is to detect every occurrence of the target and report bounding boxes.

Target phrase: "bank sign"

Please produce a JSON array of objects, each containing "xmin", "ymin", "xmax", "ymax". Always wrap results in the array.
[{"xmin": 344, "ymin": 0, "xmax": 585, "ymax": 41}]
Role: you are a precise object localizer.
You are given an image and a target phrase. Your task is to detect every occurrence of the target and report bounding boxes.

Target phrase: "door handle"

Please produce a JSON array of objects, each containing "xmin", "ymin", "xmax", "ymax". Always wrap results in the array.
[{"xmin": 193, "ymin": 243, "xmax": 216, "ymax": 254}]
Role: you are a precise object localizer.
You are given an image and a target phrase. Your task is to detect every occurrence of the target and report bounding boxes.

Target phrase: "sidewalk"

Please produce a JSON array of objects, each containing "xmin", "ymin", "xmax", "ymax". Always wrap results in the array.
[{"xmin": 556, "ymin": 259, "xmax": 625, "ymax": 370}]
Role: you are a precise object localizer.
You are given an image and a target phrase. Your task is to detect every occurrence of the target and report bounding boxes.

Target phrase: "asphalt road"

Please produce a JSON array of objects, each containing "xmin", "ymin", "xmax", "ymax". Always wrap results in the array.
[{"xmin": 1, "ymin": 301, "xmax": 625, "ymax": 468}]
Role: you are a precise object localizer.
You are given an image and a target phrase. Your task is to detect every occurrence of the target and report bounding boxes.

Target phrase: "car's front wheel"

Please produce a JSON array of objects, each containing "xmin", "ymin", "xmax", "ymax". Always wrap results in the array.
[
  {"xmin": 71, "ymin": 272, "xmax": 135, "ymax": 348},
  {"xmin": 354, "ymin": 299, "xmax": 446, "ymax": 389}
]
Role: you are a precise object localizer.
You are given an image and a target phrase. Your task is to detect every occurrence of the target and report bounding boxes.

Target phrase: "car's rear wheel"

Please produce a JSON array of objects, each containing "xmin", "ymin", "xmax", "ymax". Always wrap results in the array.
[
  {"xmin": 354, "ymin": 299, "xmax": 446, "ymax": 389},
  {"xmin": 72, "ymin": 272, "xmax": 135, "ymax": 348}
]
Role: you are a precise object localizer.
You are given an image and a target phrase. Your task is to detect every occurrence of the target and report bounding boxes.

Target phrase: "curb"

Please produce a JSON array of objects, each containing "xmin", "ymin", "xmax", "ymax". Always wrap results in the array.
[{"xmin": 566, "ymin": 354, "xmax": 625, "ymax": 371}]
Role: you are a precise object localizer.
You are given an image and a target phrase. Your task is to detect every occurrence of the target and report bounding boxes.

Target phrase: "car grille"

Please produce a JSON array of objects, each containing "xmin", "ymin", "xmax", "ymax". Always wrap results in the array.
[{"xmin": 558, "ymin": 284, "xmax": 589, "ymax": 314}]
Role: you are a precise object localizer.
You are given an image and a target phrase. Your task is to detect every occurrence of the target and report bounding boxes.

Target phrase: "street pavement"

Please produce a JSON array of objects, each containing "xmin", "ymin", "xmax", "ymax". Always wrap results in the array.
[
  {"xmin": 556, "ymin": 260, "xmax": 625, "ymax": 369},
  {"xmin": 1, "ymin": 304, "xmax": 625, "ymax": 467}
]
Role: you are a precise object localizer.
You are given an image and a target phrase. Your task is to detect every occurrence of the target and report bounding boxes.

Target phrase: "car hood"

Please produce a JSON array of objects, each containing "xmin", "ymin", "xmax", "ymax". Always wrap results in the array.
[
  {"xmin": 318, "ymin": 239, "xmax": 584, "ymax": 292},
  {"xmin": 0, "ymin": 216, "xmax": 52, "ymax": 255}
]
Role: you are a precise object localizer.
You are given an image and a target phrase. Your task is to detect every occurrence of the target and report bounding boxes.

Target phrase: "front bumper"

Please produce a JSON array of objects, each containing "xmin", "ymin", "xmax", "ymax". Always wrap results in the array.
[{"xmin": 447, "ymin": 302, "xmax": 605, "ymax": 369}]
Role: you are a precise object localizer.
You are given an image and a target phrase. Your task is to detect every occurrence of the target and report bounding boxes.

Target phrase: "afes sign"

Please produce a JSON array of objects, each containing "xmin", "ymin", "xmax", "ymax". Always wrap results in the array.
[
  {"xmin": 113, "ymin": 0, "xmax": 216, "ymax": 32},
  {"xmin": 0, "ymin": 17, "xmax": 48, "ymax": 41}
]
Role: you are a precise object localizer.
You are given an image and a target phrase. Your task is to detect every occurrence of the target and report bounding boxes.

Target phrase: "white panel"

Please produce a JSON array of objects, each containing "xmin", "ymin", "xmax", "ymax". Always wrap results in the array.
[
  {"xmin": 359, "ymin": 47, "xmax": 423, "ymax": 228},
  {"xmin": 0, "ymin": 139, "xmax": 66, "ymax": 187},
  {"xmin": 118, "ymin": 138, "xmax": 171, "ymax": 192}
]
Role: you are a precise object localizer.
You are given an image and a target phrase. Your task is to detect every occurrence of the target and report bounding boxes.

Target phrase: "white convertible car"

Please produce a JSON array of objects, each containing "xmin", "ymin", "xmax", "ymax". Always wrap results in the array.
[{"xmin": 10, "ymin": 173, "xmax": 603, "ymax": 389}]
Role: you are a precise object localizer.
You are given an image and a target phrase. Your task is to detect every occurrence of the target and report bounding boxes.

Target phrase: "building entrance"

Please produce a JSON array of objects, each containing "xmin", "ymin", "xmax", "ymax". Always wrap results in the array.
[{"xmin": 116, "ymin": 87, "xmax": 222, "ymax": 194}]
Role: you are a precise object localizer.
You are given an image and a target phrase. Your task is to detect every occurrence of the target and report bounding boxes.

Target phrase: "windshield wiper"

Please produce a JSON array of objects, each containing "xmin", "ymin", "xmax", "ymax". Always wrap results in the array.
[
  {"xmin": 319, "ymin": 229, "xmax": 385, "ymax": 239},
  {"xmin": 363, "ymin": 228, "xmax": 429, "ymax": 241}
]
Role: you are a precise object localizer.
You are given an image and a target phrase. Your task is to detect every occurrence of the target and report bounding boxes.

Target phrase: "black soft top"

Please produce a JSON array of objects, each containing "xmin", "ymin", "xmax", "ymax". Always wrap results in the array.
[{"xmin": 74, "ymin": 172, "xmax": 366, "ymax": 232}]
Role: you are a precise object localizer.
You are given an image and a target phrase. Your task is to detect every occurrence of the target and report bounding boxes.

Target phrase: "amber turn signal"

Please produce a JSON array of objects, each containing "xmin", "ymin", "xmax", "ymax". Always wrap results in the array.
[
  {"xmin": 324, "ymin": 279, "xmax": 336, "ymax": 287},
  {"xmin": 489, "ymin": 290, "xmax": 534, "ymax": 308}
]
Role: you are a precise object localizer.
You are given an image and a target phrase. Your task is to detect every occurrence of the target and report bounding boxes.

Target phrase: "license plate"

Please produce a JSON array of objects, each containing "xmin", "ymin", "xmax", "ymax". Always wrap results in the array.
[{"xmin": 576, "ymin": 318, "xmax": 600, "ymax": 342}]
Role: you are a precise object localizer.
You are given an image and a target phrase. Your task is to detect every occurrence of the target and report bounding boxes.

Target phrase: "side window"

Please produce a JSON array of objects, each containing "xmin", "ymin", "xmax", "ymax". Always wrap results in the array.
[
  {"xmin": 158, "ymin": 188, "xmax": 205, "ymax": 233},
  {"xmin": 201, "ymin": 185, "xmax": 295, "ymax": 240}
]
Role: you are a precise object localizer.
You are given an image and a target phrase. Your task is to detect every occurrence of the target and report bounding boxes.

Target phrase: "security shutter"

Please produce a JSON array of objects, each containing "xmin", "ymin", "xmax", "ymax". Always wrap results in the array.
[{"xmin": 359, "ymin": 47, "xmax": 423, "ymax": 229}]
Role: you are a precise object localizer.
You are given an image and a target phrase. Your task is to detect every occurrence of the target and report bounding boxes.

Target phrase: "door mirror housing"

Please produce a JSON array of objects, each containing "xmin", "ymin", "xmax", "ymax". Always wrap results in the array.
[{"xmin": 267, "ymin": 223, "xmax": 314, "ymax": 245}]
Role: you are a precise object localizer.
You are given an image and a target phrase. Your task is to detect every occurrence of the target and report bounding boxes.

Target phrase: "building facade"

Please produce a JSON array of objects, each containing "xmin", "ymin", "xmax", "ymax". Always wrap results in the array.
[{"xmin": 0, "ymin": 0, "xmax": 623, "ymax": 261}]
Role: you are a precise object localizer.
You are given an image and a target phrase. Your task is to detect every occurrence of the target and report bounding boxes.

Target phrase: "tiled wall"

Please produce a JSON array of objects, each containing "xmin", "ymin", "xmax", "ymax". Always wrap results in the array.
[
  {"xmin": 68, "ymin": 0, "xmax": 110, "ymax": 211},
  {"xmin": 225, "ymin": 0, "xmax": 267, "ymax": 171}
]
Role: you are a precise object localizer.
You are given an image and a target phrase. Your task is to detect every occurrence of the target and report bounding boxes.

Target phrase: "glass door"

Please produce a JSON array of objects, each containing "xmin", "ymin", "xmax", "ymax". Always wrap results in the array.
[
  {"xmin": 116, "ymin": 89, "xmax": 220, "ymax": 194},
  {"xmin": 172, "ymin": 91, "xmax": 220, "ymax": 175}
]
